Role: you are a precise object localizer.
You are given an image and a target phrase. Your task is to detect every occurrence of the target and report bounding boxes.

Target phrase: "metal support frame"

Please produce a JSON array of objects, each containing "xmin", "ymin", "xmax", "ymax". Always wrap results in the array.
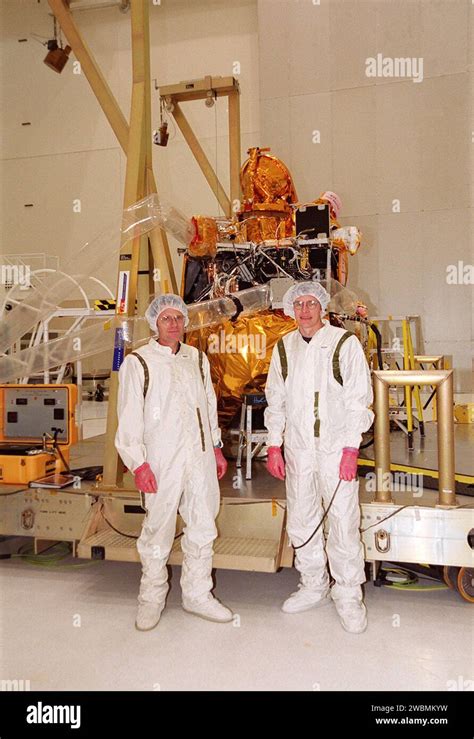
[
  {"xmin": 414, "ymin": 355, "xmax": 445, "ymax": 419},
  {"xmin": 40, "ymin": 308, "xmax": 115, "ymax": 440},
  {"xmin": 236, "ymin": 399, "xmax": 268, "ymax": 480},
  {"xmin": 373, "ymin": 369, "xmax": 456, "ymax": 507}
]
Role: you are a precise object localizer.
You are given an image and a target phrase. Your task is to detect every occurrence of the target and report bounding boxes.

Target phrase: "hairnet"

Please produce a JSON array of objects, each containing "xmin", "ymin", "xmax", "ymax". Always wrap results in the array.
[
  {"xmin": 145, "ymin": 293, "xmax": 189, "ymax": 332},
  {"xmin": 282, "ymin": 281, "xmax": 331, "ymax": 318}
]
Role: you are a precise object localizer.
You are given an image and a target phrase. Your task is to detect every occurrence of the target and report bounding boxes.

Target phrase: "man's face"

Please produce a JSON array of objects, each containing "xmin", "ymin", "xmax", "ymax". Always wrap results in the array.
[
  {"xmin": 156, "ymin": 308, "xmax": 185, "ymax": 343},
  {"xmin": 293, "ymin": 294, "xmax": 323, "ymax": 334}
]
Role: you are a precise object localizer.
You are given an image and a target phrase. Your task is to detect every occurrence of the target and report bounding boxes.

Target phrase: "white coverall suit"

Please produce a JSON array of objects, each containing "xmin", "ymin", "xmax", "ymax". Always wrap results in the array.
[
  {"xmin": 115, "ymin": 339, "xmax": 222, "ymax": 606},
  {"xmin": 264, "ymin": 320, "xmax": 374, "ymax": 603}
]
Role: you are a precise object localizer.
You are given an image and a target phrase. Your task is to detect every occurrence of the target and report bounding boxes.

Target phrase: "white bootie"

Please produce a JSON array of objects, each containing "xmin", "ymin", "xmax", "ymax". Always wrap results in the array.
[
  {"xmin": 182, "ymin": 594, "xmax": 233, "ymax": 623},
  {"xmin": 334, "ymin": 600, "xmax": 367, "ymax": 633},
  {"xmin": 281, "ymin": 585, "xmax": 331, "ymax": 614},
  {"xmin": 135, "ymin": 602, "xmax": 165, "ymax": 631}
]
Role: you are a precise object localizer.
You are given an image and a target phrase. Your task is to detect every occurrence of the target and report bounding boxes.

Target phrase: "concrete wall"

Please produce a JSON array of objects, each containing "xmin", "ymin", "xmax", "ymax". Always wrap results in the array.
[{"xmin": 258, "ymin": 0, "xmax": 473, "ymax": 392}]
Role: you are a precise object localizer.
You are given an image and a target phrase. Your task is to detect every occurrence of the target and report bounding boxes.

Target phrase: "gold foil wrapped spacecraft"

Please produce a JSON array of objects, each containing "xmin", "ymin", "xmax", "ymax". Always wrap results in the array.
[
  {"xmin": 187, "ymin": 310, "xmax": 296, "ymax": 426},
  {"xmin": 189, "ymin": 215, "xmax": 218, "ymax": 257}
]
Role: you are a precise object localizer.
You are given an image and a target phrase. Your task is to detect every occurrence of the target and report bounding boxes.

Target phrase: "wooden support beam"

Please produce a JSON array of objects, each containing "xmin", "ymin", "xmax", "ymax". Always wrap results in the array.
[
  {"xmin": 47, "ymin": 0, "xmax": 129, "ymax": 152},
  {"xmin": 142, "ymin": 5, "xmax": 177, "ymax": 294},
  {"xmin": 102, "ymin": 83, "xmax": 147, "ymax": 488},
  {"xmin": 102, "ymin": 0, "xmax": 150, "ymax": 488},
  {"xmin": 160, "ymin": 75, "xmax": 238, "ymax": 103},
  {"xmin": 146, "ymin": 168, "xmax": 178, "ymax": 294},
  {"xmin": 48, "ymin": 1, "xmax": 177, "ymax": 294},
  {"xmin": 228, "ymin": 89, "xmax": 241, "ymax": 210},
  {"xmin": 172, "ymin": 102, "xmax": 232, "ymax": 217}
]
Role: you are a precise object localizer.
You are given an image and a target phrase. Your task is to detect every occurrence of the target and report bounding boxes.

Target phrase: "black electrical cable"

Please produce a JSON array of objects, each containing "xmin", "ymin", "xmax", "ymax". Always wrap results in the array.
[
  {"xmin": 0, "ymin": 487, "xmax": 30, "ymax": 496},
  {"xmin": 362, "ymin": 500, "xmax": 473, "ymax": 533},
  {"xmin": 54, "ymin": 443, "xmax": 70, "ymax": 473},
  {"xmin": 361, "ymin": 505, "xmax": 410, "ymax": 532},
  {"xmin": 100, "ymin": 506, "xmax": 183, "ymax": 541},
  {"xmin": 100, "ymin": 510, "xmax": 139, "ymax": 539},
  {"xmin": 69, "ymin": 466, "xmax": 103, "ymax": 481},
  {"xmin": 230, "ymin": 295, "xmax": 244, "ymax": 319},
  {"xmin": 385, "ymin": 561, "xmax": 444, "ymax": 583},
  {"xmin": 293, "ymin": 480, "xmax": 341, "ymax": 550},
  {"xmin": 369, "ymin": 322, "xmax": 384, "ymax": 369}
]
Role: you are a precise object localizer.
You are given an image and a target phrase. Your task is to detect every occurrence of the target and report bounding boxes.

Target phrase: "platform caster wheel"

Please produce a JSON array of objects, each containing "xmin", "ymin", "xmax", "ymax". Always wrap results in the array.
[
  {"xmin": 457, "ymin": 567, "xmax": 474, "ymax": 603},
  {"xmin": 443, "ymin": 565, "xmax": 459, "ymax": 590}
]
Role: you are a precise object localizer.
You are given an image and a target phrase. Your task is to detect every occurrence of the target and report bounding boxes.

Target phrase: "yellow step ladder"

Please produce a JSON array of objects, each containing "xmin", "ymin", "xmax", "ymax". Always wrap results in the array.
[{"xmin": 368, "ymin": 315, "xmax": 425, "ymax": 449}]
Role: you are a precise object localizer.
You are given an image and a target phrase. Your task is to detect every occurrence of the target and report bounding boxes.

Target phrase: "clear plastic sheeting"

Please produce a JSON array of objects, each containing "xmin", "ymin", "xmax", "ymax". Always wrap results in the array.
[
  {"xmin": 0, "ymin": 224, "xmax": 122, "ymax": 355},
  {"xmin": 187, "ymin": 297, "xmax": 237, "ymax": 331},
  {"xmin": 228, "ymin": 285, "xmax": 271, "ymax": 316},
  {"xmin": 323, "ymin": 279, "xmax": 360, "ymax": 315},
  {"xmin": 0, "ymin": 316, "xmax": 142, "ymax": 384},
  {"xmin": 0, "ymin": 194, "xmax": 193, "ymax": 355},
  {"xmin": 187, "ymin": 285, "xmax": 271, "ymax": 331},
  {"xmin": 0, "ymin": 286, "xmax": 271, "ymax": 383},
  {"xmin": 121, "ymin": 193, "xmax": 195, "ymax": 246}
]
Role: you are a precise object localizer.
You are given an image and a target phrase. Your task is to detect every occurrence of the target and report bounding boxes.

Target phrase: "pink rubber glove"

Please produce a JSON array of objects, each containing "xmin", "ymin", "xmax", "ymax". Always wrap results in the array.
[
  {"xmin": 134, "ymin": 462, "xmax": 157, "ymax": 493},
  {"xmin": 214, "ymin": 447, "xmax": 228, "ymax": 480},
  {"xmin": 266, "ymin": 446, "xmax": 286, "ymax": 480},
  {"xmin": 339, "ymin": 447, "xmax": 359, "ymax": 481}
]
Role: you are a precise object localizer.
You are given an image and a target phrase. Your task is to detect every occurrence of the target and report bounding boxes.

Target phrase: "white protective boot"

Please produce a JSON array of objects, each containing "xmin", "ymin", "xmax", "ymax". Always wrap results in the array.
[
  {"xmin": 135, "ymin": 602, "xmax": 165, "ymax": 631},
  {"xmin": 182, "ymin": 593, "xmax": 233, "ymax": 623},
  {"xmin": 334, "ymin": 600, "xmax": 367, "ymax": 634},
  {"xmin": 281, "ymin": 583, "xmax": 331, "ymax": 614}
]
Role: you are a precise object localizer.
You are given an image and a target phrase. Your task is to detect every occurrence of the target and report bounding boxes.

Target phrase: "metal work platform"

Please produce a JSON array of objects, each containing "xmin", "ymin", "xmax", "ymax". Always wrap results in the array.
[{"xmin": 359, "ymin": 422, "xmax": 474, "ymax": 493}]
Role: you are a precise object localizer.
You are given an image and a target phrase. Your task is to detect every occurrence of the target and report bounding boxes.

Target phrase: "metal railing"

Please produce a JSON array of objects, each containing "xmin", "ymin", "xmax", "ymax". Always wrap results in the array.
[{"xmin": 373, "ymin": 369, "xmax": 456, "ymax": 507}]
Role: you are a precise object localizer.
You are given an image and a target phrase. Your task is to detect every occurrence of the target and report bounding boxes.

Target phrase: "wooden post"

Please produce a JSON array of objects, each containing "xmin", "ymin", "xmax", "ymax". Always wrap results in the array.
[
  {"xmin": 101, "ymin": 0, "xmax": 152, "ymax": 488},
  {"xmin": 228, "ymin": 88, "xmax": 241, "ymax": 210}
]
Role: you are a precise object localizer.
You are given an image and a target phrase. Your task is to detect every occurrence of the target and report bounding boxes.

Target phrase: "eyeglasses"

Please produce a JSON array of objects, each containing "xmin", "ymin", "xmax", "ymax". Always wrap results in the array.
[
  {"xmin": 158, "ymin": 314, "xmax": 185, "ymax": 324},
  {"xmin": 293, "ymin": 300, "xmax": 320, "ymax": 311}
]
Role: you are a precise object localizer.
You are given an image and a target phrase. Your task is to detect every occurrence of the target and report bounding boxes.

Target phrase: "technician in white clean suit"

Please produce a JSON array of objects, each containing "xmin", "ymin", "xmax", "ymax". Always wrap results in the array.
[
  {"xmin": 264, "ymin": 282, "xmax": 373, "ymax": 633},
  {"xmin": 115, "ymin": 294, "xmax": 232, "ymax": 631}
]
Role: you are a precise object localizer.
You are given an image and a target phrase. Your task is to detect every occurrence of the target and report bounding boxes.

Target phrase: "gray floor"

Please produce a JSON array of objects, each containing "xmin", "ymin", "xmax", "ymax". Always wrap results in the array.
[{"xmin": 1, "ymin": 556, "xmax": 472, "ymax": 692}]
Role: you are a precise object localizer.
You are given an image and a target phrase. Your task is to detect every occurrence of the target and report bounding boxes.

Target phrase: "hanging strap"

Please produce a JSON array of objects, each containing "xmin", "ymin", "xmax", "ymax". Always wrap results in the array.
[
  {"xmin": 313, "ymin": 391, "xmax": 320, "ymax": 437},
  {"xmin": 277, "ymin": 338, "xmax": 288, "ymax": 381},
  {"xmin": 198, "ymin": 348, "xmax": 205, "ymax": 385},
  {"xmin": 130, "ymin": 352, "xmax": 149, "ymax": 399},
  {"xmin": 332, "ymin": 331, "xmax": 355, "ymax": 386},
  {"xmin": 130, "ymin": 348, "xmax": 204, "ymax": 400},
  {"xmin": 277, "ymin": 330, "xmax": 355, "ymax": 387}
]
